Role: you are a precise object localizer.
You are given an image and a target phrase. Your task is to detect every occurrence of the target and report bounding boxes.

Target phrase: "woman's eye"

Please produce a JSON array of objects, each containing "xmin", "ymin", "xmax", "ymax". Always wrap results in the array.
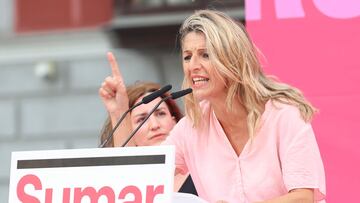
[
  {"xmin": 183, "ymin": 55, "xmax": 191, "ymax": 61},
  {"xmin": 156, "ymin": 111, "xmax": 167, "ymax": 117},
  {"xmin": 136, "ymin": 117, "xmax": 145, "ymax": 124},
  {"xmin": 203, "ymin": 53, "xmax": 209, "ymax": 58}
]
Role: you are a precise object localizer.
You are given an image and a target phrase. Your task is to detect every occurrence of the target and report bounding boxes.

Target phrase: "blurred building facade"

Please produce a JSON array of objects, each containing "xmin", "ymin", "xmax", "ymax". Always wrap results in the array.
[{"xmin": 0, "ymin": 0, "xmax": 243, "ymax": 201}]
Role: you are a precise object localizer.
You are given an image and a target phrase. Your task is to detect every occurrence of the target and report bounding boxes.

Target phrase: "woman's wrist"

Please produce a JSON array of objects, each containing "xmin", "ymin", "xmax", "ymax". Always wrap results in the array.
[{"xmin": 109, "ymin": 108, "xmax": 128, "ymax": 125}]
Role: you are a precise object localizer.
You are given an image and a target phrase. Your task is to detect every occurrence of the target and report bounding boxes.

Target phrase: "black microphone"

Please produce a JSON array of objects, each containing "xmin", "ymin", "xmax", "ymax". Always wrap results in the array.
[
  {"xmin": 170, "ymin": 88, "xmax": 193, "ymax": 100},
  {"xmin": 99, "ymin": 84, "xmax": 172, "ymax": 148},
  {"xmin": 121, "ymin": 88, "xmax": 193, "ymax": 147}
]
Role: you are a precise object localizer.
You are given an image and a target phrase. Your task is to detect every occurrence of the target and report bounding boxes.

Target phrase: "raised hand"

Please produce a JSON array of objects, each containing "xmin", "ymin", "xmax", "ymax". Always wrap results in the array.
[{"xmin": 99, "ymin": 52, "xmax": 129, "ymax": 123}]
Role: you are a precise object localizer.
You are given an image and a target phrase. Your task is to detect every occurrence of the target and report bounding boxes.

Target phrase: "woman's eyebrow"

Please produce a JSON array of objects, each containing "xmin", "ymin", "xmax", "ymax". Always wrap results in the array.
[
  {"xmin": 133, "ymin": 106, "xmax": 166, "ymax": 117},
  {"xmin": 133, "ymin": 112, "xmax": 147, "ymax": 118},
  {"xmin": 183, "ymin": 47, "xmax": 207, "ymax": 53}
]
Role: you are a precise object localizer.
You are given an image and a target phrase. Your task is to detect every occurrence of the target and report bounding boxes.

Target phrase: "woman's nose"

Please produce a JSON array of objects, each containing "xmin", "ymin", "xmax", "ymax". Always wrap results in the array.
[
  {"xmin": 189, "ymin": 56, "xmax": 201, "ymax": 71},
  {"xmin": 148, "ymin": 116, "xmax": 160, "ymax": 131}
]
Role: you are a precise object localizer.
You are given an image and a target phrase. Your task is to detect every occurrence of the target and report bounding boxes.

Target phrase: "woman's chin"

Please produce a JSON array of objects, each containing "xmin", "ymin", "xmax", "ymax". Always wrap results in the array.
[
  {"xmin": 150, "ymin": 137, "xmax": 167, "ymax": 146},
  {"xmin": 193, "ymin": 91, "xmax": 208, "ymax": 101}
]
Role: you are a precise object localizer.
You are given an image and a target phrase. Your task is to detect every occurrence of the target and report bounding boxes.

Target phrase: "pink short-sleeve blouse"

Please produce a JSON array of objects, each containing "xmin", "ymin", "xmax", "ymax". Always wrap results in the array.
[{"xmin": 163, "ymin": 100, "xmax": 326, "ymax": 202}]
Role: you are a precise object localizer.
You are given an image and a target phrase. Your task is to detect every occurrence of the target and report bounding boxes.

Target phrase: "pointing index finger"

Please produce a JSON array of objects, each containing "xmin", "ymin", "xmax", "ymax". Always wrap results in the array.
[{"xmin": 107, "ymin": 52, "xmax": 122, "ymax": 80}]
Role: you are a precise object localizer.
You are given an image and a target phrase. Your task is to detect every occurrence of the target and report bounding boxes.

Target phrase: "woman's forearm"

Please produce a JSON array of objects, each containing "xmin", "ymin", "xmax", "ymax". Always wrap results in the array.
[{"xmin": 112, "ymin": 114, "xmax": 134, "ymax": 147}]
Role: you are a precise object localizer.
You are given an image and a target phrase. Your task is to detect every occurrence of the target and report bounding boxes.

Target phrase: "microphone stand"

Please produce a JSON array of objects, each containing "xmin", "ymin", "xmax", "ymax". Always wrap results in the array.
[{"xmin": 99, "ymin": 102, "xmax": 141, "ymax": 148}]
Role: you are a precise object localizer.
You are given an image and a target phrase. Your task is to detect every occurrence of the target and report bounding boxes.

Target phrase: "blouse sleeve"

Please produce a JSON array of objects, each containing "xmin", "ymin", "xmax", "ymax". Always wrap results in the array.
[
  {"xmin": 162, "ymin": 118, "xmax": 189, "ymax": 175},
  {"xmin": 278, "ymin": 106, "xmax": 326, "ymax": 201}
]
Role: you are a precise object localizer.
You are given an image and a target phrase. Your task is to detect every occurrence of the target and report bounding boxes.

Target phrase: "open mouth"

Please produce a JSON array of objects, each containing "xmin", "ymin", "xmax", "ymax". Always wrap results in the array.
[{"xmin": 192, "ymin": 77, "xmax": 209, "ymax": 85}]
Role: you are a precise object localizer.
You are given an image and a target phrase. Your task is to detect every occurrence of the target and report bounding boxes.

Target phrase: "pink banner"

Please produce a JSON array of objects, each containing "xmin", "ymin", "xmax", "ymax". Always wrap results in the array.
[{"xmin": 246, "ymin": 1, "xmax": 360, "ymax": 202}]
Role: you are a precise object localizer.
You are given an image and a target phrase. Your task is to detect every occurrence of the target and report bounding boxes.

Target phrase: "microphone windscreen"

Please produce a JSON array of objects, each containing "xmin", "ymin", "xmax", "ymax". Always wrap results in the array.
[
  {"xmin": 142, "ymin": 84, "xmax": 172, "ymax": 104},
  {"xmin": 171, "ymin": 88, "xmax": 193, "ymax": 100}
]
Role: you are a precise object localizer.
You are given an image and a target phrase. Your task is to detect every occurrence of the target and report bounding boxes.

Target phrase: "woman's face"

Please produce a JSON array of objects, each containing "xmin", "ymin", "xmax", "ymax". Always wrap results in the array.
[
  {"xmin": 182, "ymin": 32, "xmax": 226, "ymax": 101},
  {"xmin": 130, "ymin": 95, "xmax": 176, "ymax": 146}
]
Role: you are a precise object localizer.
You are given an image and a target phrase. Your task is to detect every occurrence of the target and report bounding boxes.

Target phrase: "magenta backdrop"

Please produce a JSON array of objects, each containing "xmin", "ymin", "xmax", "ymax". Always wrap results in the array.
[{"xmin": 245, "ymin": 1, "xmax": 360, "ymax": 202}]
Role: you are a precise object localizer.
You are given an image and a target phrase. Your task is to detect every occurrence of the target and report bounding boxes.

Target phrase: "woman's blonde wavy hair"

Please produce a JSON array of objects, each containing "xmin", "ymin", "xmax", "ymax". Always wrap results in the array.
[{"xmin": 179, "ymin": 10, "xmax": 316, "ymax": 138}]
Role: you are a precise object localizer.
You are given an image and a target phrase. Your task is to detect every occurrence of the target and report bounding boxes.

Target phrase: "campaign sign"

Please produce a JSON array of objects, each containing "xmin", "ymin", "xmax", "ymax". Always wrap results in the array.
[{"xmin": 8, "ymin": 146, "xmax": 175, "ymax": 203}]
